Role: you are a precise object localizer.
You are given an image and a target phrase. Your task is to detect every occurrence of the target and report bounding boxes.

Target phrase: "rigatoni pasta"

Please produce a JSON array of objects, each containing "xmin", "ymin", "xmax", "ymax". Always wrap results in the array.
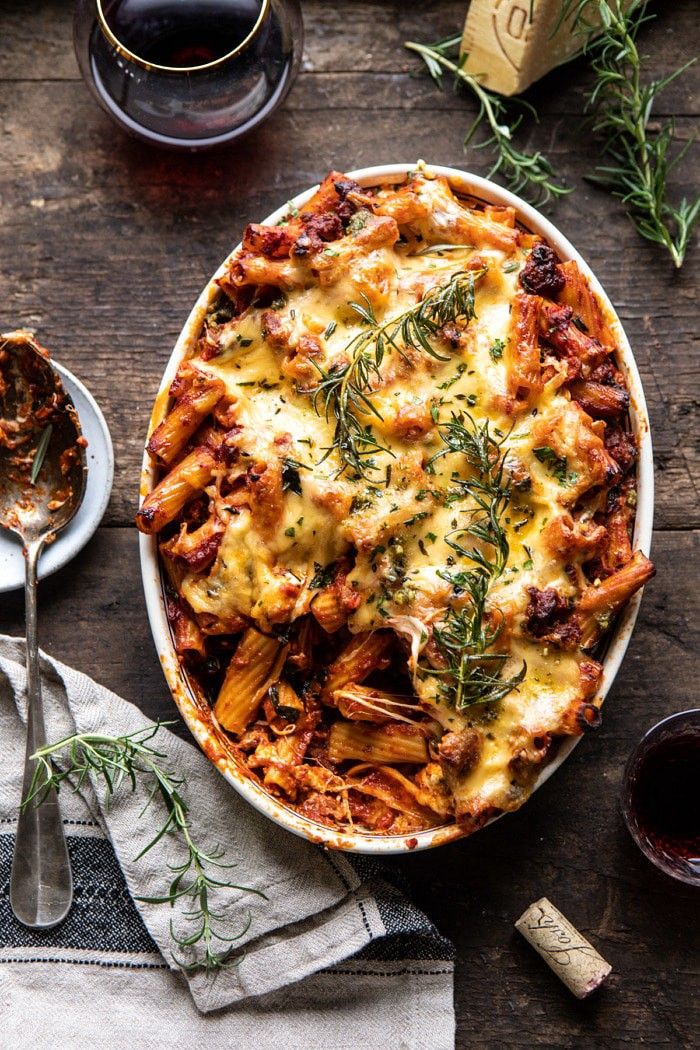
[
  {"xmin": 138, "ymin": 165, "xmax": 653, "ymax": 837},
  {"xmin": 214, "ymin": 629, "xmax": 287, "ymax": 734}
]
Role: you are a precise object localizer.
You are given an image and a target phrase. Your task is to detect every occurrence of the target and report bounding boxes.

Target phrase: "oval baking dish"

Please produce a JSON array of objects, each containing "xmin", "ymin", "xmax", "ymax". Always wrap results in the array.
[{"xmin": 139, "ymin": 163, "xmax": 654, "ymax": 854}]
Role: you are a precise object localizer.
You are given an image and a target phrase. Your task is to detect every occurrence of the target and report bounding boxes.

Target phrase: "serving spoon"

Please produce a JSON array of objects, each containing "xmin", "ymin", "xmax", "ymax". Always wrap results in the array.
[{"xmin": 0, "ymin": 332, "xmax": 87, "ymax": 928}]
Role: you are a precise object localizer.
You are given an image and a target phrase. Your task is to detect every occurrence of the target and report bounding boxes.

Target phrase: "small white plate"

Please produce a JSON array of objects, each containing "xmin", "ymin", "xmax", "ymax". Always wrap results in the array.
[{"xmin": 0, "ymin": 361, "xmax": 114, "ymax": 593}]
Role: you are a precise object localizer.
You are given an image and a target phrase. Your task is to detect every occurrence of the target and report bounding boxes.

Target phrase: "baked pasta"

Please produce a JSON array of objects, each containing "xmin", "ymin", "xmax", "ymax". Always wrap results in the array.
[{"xmin": 137, "ymin": 166, "xmax": 654, "ymax": 837}]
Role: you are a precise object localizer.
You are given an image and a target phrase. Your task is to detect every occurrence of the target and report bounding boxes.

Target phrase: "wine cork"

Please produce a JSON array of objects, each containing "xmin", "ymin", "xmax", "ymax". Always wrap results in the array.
[
  {"xmin": 515, "ymin": 897, "xmax": 612, "ymax": 998},
  {"xmin": 459, "ymin": 0, "xmax": 597, "ymax": 97}
]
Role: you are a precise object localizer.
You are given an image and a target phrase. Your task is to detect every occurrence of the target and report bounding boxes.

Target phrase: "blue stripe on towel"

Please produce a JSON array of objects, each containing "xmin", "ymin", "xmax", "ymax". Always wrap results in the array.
[
  {"xmin": 0, "ymin": 834, "xmax": 158, "ymax": 954},
  {"xmin": 0, "ymin": 834, "xmax": 453, "ymax": 966},
  {"xmin": 348, "ymin": 856, "xmax": 455, "ymax": 963}
]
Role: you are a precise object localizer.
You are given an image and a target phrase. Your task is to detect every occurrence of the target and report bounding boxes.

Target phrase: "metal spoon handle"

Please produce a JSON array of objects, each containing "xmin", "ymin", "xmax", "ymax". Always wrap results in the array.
[{"xmin": 10, "ymin": 539, "xmax": 73, "ymax": 929}]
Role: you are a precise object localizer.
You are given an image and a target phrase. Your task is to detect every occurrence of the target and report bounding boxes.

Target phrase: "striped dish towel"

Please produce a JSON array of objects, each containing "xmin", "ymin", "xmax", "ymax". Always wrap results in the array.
[{"xmin": 0, "ymin": 636, "xmax": 454, "ymax": 1049}]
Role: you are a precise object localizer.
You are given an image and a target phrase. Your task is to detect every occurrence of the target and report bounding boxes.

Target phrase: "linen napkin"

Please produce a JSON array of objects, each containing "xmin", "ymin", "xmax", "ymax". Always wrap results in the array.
[{"xmin": 0, "ymin": 635, "xmax": 455, "ymax": 1049}]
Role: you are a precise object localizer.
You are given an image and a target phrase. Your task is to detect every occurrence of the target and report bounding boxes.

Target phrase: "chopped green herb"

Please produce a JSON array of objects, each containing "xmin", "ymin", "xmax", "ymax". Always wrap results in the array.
[
  {"xmin": 282, "ymin": 457, "xmax": 310, "ymax": 494},
  {"xmin": 438, "ymin": 362, "xmax": 468, "ymax": 390},
  {"xmin": 533, "ymin": 446, "xmax": 579, "ymax": 487},
  {"xmin": 324, "ymin": 321, "xmax": 337, "ymax": 339},
  {"xmin": 350, "ymin": 493, "xmax": 374, "ymax": 513},
  {"xmin": 489, "ymin": 337, "xmax": 506, "ymax": 361},
  {"xmin": 347, "ymin": 209, "xmax": 371, "ymax": 234},
  {"xmin": 403, "ymin": 512, "xmax": 429, "ymax": 527},
  {"xmin": 416, "ymin": 242, "xmax": 474, "ymax": 255},
  {"xmin": 310, "ymin": 563, "xmax": 335, "ymax": 589}
]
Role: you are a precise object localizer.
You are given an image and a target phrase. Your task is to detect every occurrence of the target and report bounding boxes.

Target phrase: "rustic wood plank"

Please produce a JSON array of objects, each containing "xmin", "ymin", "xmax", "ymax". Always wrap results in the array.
[
  {"xmin": 0, "ymin": 526, "xmax": 697, "ymax": 1046},
  {"xmin": 0, "ymin": 88, "xmax": 697, "ymax": 529},
  {"xmin": 1, "ymin": 0, "xmax": 698, "ymax": 118},
  {"xmin": 0, "ymin": 2, "xmax": 698, "ymax": 1044}
]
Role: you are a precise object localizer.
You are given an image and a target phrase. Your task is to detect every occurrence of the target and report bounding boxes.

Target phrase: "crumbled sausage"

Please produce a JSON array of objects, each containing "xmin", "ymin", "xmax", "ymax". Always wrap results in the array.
[
  {"xmin": 591, "ymin": 359, "xmax": 617, "ymax": 384},
  {"xmin": 294, "ymin": 212, "xmax": 344, "ymax": 256},
  {"xmin": 504, "ymin": 454, "xmax": 532, "ymax": 492},
  {"xmin": 333, "ymin": 178, "xmax": 364, "ymax": 225},
  {"xmin": 437, "ymin": 729, "xmax": 482, "ymax": 777},
  {"xmin": 525, "ymin": 587, "xmax": 582, "ymax": 648},
  {"xmin": 261, "ymin": 309, "xmax": 292, "ymax": 348},
  {"xmin": 604, "ymin": 423, "xmax": 637, "ymax": 474},
  {"xmin": 509, "ymin": 733, "xmax": 552, "ymax": 777},
  {"xmin": 525, "ymin": 587, "xmax": 569, "ymax": 637},
  {"xmin": 441, "ymin": 322, "xmax": 464, "ymax": 349},
  {"xmin": 242, "ymin": 223, "xmax": 295, "ymax": 259},
  {"xmin": 520, "ymin": 242, "xmax": 565, "ymax": 297},
  {"xmin": 334, "ymin": 178, "xmax": 363, "ymax": 200}
]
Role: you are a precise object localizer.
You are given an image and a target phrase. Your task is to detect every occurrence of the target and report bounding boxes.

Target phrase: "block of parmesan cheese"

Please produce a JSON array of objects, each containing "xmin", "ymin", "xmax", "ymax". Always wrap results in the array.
[{"xmin": 460, "ymin": 0, "xmax": 596, "ymax": 97}]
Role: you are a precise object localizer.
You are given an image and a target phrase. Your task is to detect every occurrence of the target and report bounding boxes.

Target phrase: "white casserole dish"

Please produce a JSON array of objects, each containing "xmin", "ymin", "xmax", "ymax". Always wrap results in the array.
[{"xmin": 139, "ymin": 163, "xmax": 654, "ymax": 854}]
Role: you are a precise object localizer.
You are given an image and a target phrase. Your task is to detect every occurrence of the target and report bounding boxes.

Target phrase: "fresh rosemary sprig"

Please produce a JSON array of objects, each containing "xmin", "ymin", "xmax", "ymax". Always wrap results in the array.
[
  {"xmin": 429, "ymin": 576, "xmax": 527, "ymax": 710},
  {"xmin": 24, "ymin": 724, "xmax": 266, "ymax": 974},
  {"xmin": 437, "ymin": 412, "xmax": 511, "ymax": 578},
  {"xmin": 404, "ymin": 35, "xmax": 570, "ymax": 207},
  {"xmin": 310, "ymin": 269, "xmax": 484, "ymax": 478},
  {"xmin": 563, "ymin": 0, "xmax": 699, "ymax": 267},
  {"xmin": 422, "ymin": 412, "xmax": 526, "ymax": 709},
  {"xmin": 430, "ymin": 410, "xmax": 500, "ymax": 477}
]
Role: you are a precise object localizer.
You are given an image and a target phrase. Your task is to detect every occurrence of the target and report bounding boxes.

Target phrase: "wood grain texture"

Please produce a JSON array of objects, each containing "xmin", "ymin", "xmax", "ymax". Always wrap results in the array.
[
  {"xmin": 0, "ymin": 1, "xmax": 698, "ymax": 1046},
  {"xmin": 0, "ymin": 527, "xmax": 698, "ymax": 1045},
  {"xmin": 0, "ymin": 5, "xmax": 697, "ymax": 529}
]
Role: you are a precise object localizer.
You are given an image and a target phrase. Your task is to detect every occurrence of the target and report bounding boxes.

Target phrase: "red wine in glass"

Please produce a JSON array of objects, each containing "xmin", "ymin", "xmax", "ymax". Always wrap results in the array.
[
  {"xmin": 622, "ymin": 710, "xmax": 700, "ymax": 886},
  {"xmin": 74, "ymin": 0, "xmax": 303, "ymax": 149}
]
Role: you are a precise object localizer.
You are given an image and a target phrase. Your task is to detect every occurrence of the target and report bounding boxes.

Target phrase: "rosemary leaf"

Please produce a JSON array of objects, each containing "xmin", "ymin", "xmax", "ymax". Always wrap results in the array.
[
  {"xmin": 422, "ymin": 413, "xmax": 526, "ymax": 709},
  {"xmin": 564, "ymin": 0, "xmax": 699, "ymax": 268},
  {"xmin": 307, "ymin": 269, "xmax": 485, "ymax": 478},
  {"xmin": 404, "ymin": 36, "xmax": 570, "ymax": 207},
  {"xmin": 30, "ymin": 424, "xmax": 53, "ymax": 485},
  {"xmin": 24, "ymin": 724, "xmax": 266, "ymax": 974}
]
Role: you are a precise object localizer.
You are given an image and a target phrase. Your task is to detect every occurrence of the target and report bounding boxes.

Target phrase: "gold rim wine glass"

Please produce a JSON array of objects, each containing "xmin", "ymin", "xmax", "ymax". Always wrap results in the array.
[{"xmin": 73, "ymin": 0, "xmax": 303, "ymax": 149}]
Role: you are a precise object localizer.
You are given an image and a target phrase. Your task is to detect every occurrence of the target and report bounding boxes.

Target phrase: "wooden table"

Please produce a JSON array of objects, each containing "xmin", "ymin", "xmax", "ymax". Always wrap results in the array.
[{"xmin": 1, "ymin": 2, "xmax": 698, "ymax": 1044}]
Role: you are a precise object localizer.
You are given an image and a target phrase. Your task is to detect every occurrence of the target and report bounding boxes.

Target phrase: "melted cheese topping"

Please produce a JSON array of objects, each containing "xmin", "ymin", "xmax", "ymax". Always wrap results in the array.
[{"xmin": 173, "ymin": 169, "xmax": 624, "ymax": 827}]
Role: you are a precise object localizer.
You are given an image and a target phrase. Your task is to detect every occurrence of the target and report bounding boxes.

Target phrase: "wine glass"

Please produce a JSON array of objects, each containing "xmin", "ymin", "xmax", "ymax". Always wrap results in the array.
[
  {"xmin": 73, "ymin": 0, "xmax": 303, "ymax": 150},
  {"xmin": 621, "ymin": 709, "xmax": 700, "ymax": 886}
]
